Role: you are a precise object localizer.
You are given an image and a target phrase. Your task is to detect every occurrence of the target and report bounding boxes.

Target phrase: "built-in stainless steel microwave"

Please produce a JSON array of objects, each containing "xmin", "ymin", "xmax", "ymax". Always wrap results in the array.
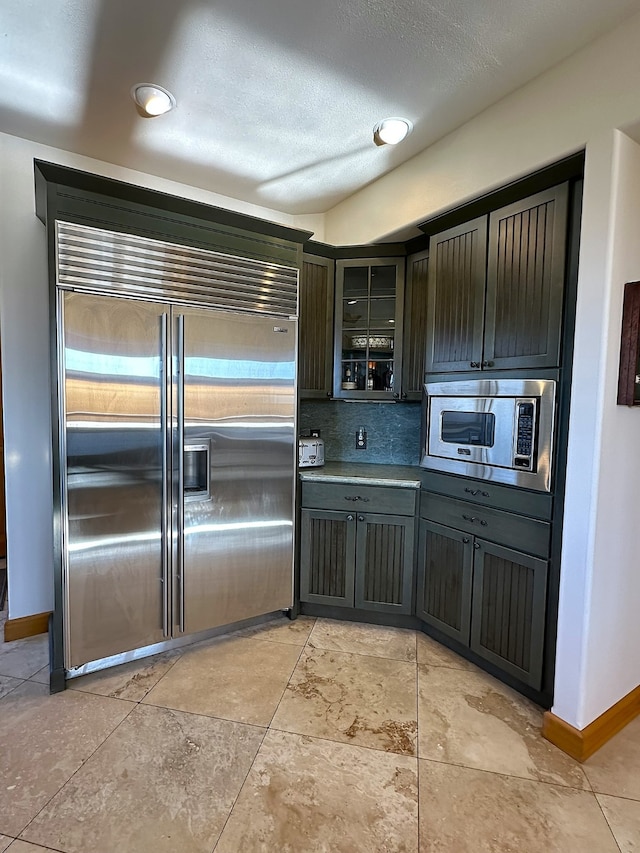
[{"xmin": 421, "ymin": 378, "xmax": 556, "ymax": 492}]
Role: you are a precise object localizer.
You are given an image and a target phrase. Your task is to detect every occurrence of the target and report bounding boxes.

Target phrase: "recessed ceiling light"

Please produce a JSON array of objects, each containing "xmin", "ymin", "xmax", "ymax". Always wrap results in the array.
[
  {"xmin": 131, "ymin": 84, "xmax": 176, "ymax": 117},
  {"xmin": 373, "ymin": 117, "xmax": 412, "ymax": 146}
]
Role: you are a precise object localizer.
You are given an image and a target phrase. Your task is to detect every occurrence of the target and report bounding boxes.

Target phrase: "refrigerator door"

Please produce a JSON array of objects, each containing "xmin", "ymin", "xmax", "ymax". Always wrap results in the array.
[
  {"xmin": 176, "ymin": 308, "xmax": 296, "ymax": 635},
  {"xmin": 61, "ymin": 292, "xmax": 169, "ymax": 668}
]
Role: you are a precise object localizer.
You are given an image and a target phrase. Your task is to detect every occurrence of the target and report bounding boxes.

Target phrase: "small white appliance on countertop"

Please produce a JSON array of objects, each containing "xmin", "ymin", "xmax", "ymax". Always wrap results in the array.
[{"xmin": 298, "ymin": 432, "xmax": 325, "ymax": 468}]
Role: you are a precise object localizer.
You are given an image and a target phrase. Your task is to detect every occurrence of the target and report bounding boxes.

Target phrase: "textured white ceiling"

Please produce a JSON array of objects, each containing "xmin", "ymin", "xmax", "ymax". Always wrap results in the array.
[{"xmin": 2, "ymin": 0, "xmax": 639, "ymax": 215}]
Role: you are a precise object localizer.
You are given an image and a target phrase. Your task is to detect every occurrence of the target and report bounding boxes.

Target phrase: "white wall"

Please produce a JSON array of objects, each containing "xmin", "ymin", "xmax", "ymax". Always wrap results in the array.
[
  {"xmin": 325, "ymin": 11, "xmax": 640, "ymax": 729},
  {"xmin": 0, "ymin": 132, "xmax": 317, "ymax": 621},
  {"xmin": 580, "ymin": 131, "xmax": 640, "ymax": 726}
]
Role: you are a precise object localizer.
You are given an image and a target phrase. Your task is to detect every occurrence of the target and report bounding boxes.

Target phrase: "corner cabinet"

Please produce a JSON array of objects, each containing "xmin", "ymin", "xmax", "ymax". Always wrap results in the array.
[
  {"xmin": 299, "ymin": 481, "xmax": 416, "ymax": 614},
  {"xmin": 333, "ymin": 257, "xmax": 406, "ymax": 399},
  {"xmin": 416, "ymin": 476, "xmax": 552, "ymax": 689},
  {"xmin": 426, "ymin": 183, "xmax": 569, "ymax": 374},
  {"xmin": 299, "ymin": 254, "xmax": 335, "ymax": 398}
]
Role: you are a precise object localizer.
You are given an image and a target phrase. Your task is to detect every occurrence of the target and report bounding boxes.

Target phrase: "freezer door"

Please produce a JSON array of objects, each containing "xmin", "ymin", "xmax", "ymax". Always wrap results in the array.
[
  {"xmin": 61, "ymin": 292, "xmax": 169, "ymax": 668},
  {"xmin": 177, "ymin": 308, "xmax": 296, "ymax": 635}
]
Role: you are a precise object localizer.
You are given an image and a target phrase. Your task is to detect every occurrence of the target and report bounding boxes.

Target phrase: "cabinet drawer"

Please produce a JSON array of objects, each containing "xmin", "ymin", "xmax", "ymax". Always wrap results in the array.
[
  {"xmin": 301, "ymin": 481, "xmax": 416, "ymax": 515},
  {"xmin": 420, "ymin": 472, "xmax": 553, "ymax": 520},
  {"xmin": 420, "ymin": 493, "xmax": 550, "ymax": 558}
]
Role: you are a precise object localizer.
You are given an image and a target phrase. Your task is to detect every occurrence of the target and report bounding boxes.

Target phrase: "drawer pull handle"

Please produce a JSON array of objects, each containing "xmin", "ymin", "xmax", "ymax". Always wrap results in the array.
[
  {"xmin": 358, "ymin": 496, "xmax": 369, "ymax": 503},
  {"xmin": 464, "ymin": 487, "xmax": 490, "ymax": 497},
  {"xmin": 344, "ymin": 496, "xmax": 357, "ymax": 501},
  {"xmin": 463, "ymin": 514, "xmax": 488, "ymax": 527}
]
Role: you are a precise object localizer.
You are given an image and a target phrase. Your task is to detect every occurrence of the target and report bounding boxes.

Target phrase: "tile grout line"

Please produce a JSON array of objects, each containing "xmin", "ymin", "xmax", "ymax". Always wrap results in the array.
[
  {"xmin": 416, "ymin": 754, "xmax": 598, "ymax": 794},
  {"xmin": 592, "ymin": 792, "xmax": 624, "ymax": 853},
  {"xmin": 208, "ymin": 721, "xmax": 270, "ymax": 853},
  {"xmin": 265, "ymin": 622, "xmax": 315, "ymax": 730},
  {"xmin": 16, "ymin": 694, "xmax": 140, "ymax": 847},
  {"xmin": 209, "ymin": 618, "xmax": 317, "ymax": 853}
]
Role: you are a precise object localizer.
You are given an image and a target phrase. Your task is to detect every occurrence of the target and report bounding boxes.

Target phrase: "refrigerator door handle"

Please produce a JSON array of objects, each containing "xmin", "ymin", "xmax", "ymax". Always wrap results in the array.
[
  {"xmin": 177, "ymin": 313, "xmax": 186, "ymax": 633},
  {"xmin": 160, "ymin": 312, "xmax": 170, "ymax": 638}
]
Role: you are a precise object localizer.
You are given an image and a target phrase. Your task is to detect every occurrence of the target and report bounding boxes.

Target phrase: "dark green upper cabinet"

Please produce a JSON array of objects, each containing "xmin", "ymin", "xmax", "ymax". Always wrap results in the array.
[
  {"xmin": 426, "ymin": 217, "xmax": 487, "ymax": 373},
  {"xmin": 484, "ymin": 184, "xmax": 569, "ymax": 370},
  {"xmin": 333, "ymin": 257, "xmax": 405, "ymax": 399},
  {"xmin": 402, "ymin": 249, "xmax": 430, "ymax": 400},
  {"xmin": 426, "ymin": 183, "xmax": 569, "ymax": 374},
  {"xmin": 299, "ymin": 254, "xmax": 335, "ymax": 398}
]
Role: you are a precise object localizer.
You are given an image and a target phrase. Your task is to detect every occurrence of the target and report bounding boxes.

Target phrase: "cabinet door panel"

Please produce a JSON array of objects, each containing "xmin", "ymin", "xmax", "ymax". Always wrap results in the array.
[
  {"xmin": 427, "ymin": 218, "xmax": 487, "ymax": 373},
  {"xmin": 416, "ymin": 519, "xmax": 472, "ymax": 643},
  {"xmin": 299, "ymin": 255, "xmax": 334, "ymax": 398},
  {"xmin": 355, "ymin": 513, "xmax": 414, "ymax": 614},
  {"xmin": 484, "ymin": 184, "xmax": 568, "ymax": 369},
  {"xmin": 470, "ymin": 540, "xmax": 547, "ymax": 689},
  {"xmin": 300, "ymin": 509, "xmax": 356, "ymax": 607},
  {"xmin": 403, "ymin": 249, "xmax": 429, "ymax": 399}
]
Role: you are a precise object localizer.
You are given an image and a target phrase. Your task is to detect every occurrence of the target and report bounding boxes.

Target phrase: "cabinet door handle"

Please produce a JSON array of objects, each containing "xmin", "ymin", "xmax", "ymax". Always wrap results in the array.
[
  {"xmin": 462, "ymin": 514, "xmax": 488, "ymax": 527},
  {"xmin": 474, "ymin": 542, "xmax": 480, "ymax": 550},
  {"xmin": 358, "ymin": 515, "xmax": 365, "ymax": 522},
  {"xmin": 462, "ymin": 537, "xmax": 470, "ymax": 544},
  {"xmin": 393, "ymin": 392, "xmax": 400, "ymax": 399},
  {"xmin": 346, "ymin": 514, "xmax": 354, "ymax": 522},
  {"xmin": 482, "ymin": 360, "xmax": 494, "ymax": 368},
  {"xmin": 469, "ymin": 361, "xmax": 481, "ymax": 368},
  {"xmin": 401, "ymin": 392, "xmax": 407, "ymax": 400}
]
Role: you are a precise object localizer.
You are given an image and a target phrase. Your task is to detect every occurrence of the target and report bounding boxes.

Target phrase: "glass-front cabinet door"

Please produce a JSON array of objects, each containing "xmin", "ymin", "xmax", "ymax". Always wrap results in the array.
[{"xmin": 333, "ymin": 257, "xmax": 405, "ymax": 399}]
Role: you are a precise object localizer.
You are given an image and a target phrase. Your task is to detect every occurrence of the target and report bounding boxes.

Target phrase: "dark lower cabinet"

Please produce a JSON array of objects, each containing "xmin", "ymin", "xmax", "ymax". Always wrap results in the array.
[
  {"xmin": 416, "ymin": 520, "xmax": 473, "ymax": 645},
  {"xmin": 300, "ymin": 508, "xmax": 414, "ymax": 614},
  {"xmin": 471, "ymin": 540, "xmax": 547, "ymax": 688},
  {"xmin": 417, "ymin": 517, "xmax": 548, "ymax": 690},
  {"xmin": 300, "ymin": 509, "xmax": 355, "ymax": 608}
]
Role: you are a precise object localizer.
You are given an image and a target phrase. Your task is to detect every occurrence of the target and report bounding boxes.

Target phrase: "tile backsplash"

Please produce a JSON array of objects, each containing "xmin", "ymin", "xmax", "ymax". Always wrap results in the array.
[{"xmin": 299, "ymin": 400, "xmax": 422, "ymax": 465}]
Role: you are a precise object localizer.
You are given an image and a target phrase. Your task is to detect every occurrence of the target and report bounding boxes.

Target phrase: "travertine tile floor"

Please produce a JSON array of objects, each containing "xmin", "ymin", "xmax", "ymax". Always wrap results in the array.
[{"xmin": 1, "ymin": 607, "xmax": 639, "ymax": 852}]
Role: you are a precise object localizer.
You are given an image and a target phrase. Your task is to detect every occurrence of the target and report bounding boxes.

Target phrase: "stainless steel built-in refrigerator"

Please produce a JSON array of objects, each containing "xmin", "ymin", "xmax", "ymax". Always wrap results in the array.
[{"xmin": 56, "ymin": 223, "xmax": 297, "ymax": 673}]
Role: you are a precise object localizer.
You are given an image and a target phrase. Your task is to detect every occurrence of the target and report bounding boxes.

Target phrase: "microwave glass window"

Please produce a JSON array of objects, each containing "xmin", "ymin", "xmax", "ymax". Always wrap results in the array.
[{"xmin": 441, "ymin": 411, "xmax": 496, "ymax": 446}]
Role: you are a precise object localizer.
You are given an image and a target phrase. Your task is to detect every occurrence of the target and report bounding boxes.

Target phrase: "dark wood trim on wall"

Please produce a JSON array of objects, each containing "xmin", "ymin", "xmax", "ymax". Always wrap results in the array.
[{"xmin": 617, "ymin": 281, "xmax": 640, "ymax": 405}]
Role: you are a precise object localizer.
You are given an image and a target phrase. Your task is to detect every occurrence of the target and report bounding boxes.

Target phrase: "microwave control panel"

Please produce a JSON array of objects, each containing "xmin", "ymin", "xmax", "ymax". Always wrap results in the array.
[{"xmin": 513, "ymin": 400, "xmax": 536, "ymax": 470}]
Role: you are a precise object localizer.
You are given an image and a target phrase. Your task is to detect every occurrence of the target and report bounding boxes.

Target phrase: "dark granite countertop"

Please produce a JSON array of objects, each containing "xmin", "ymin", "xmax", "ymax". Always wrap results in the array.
[{"xmin": 299, "ymin": 462, "xmax": 422, "ymax": 489}]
